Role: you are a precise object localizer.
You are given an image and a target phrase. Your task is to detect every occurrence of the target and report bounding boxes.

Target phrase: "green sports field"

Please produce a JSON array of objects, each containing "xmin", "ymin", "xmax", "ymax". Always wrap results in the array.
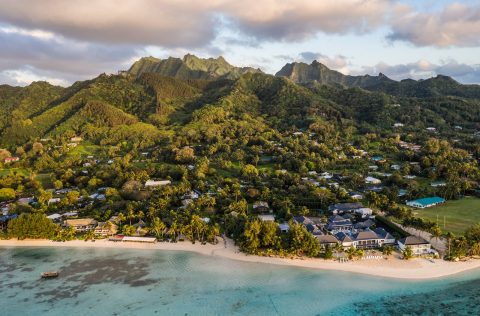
[{"xmin": 413, "ymin": 197, "xmax": 480, "ymax": 235}]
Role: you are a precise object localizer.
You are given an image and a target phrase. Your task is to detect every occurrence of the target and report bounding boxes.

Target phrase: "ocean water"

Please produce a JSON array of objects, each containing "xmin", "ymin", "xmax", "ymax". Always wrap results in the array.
[{"xmin": 1, "ymin": 247, "xmax": 479, "ymax": 316}]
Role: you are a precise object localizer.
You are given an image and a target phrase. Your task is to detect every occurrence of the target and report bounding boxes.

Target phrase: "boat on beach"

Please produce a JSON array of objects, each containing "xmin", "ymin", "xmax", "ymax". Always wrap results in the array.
[{"xmin": 41, "ymin": 271, "xmax": 59, "ymax": 279}]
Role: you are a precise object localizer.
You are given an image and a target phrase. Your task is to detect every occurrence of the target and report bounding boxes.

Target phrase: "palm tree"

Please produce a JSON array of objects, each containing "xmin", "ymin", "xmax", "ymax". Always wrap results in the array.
[
  {"xmin": 149, "ymin": 217, "xmax": 166, "ymax": 240},
  {"xmin": 382, "ymin": 245, "xmax": 394, "ymax": 257},
  {"xmin": 430, "ymin": 225, "xmax": 442, "ymax": 247},
  {"xmin": 126, "ymin": 208, "xmax": 135, "ymax": 225},
  {"xmin": 445, "ymin": 231, "xmax": 455, "ymax": 258},
  {"xmin": 169, "ymin": 221, "xmax": 178, "ymax": 242}
]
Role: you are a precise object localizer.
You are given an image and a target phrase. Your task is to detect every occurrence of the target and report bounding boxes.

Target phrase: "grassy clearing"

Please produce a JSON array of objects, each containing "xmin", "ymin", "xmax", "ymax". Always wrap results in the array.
[
  {"xmin": 0, "ymin": 168, "xmax": 30, "ymax": 177},
  {"xmin": 67, "ymin": 143, "xmax": 101, "ymax": 158},
  {"xmin": 414, "ymin": 196, "xmax": 480, "ymax": 235},
  {"xmin": 35, "ymin": 173, "xmax": 53, "ymax": 189}
]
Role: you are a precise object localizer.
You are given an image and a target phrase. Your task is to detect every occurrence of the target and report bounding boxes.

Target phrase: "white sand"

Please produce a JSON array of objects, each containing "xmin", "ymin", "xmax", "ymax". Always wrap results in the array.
[{"xmin": 1, "ymin": 238, "xmax": 479, "ymax": 280}]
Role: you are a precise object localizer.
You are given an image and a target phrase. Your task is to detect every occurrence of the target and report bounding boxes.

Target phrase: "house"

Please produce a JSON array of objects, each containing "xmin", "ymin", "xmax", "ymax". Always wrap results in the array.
[
  {"xmin": 371, "ymin": 156, "xmax": 385, "ymax": 162},
  {"xmin": 391, "ymin": 164, "xmax": 401, "ymax": 170},
  {"xmin": 46, "ymin": 213, "xmax": 62, "ymax": 221},
  {"xmin": 94, "ymin": 222, "xmax": 118, "ymax": 236},
  {"xmin": 48, "ymin": 198, "xmax": 61, "ymax": 204},
  {"xmin": 253, "ymin": 201, "xmax": 270, "ymax": 213},
  {"xmin": 365, "ymin": 176, "xmax": 381, "ymax": 184},
  {"xmin": 70, "ymin": 136, "xmax": 83, "ymax": 142},
  {"xmin": 335, "ymin": 232, "xmax": 354, "ymax": 248},
  {"xmin": 374, "ymin": 228, "xmax": 396, "ymax": 245},
  {"xmin": 352, "ymin": 231, "xmax": 383, "ymax": 249},
  {"xmin": 426, "ymin": 127, "xmax": 436, "ymax": 132},
  {"xmin": 89, "ymin": 193, "xmax": 106, "ymax": 201},
  {"xmin": 348, "ymin": 192, "xmax": 364, "ymax": 200},
  {"xmin": 328, "ymin": 202, "xmax": 363, "ymax": 213},
  {"xmin": 354, "ymin": 208, "xmax": 373, "ymax": 217},
  {"xmin": 258, "ymin": 214, "xmax": 275, "ymax": 222},
  {"xmin": 278, "ymin": 222, "xmax": 290, "ymax": 233},
  {"xmin": 4, "ymin": 157, "xmax": 19, "ymax": 163},
  {"xmin": 398, "ymin": 236, "xmax": 431, "ymax": 255},
  {"xmin": 17, "ymin": 197, "xmax": 35, "ymax": 205},
  {"xmin": 327, "ymin": 215, "xmax": 353, "ymax": 233},
  {"xmin": 393, "ymin": 123, "xmax": 404, "ymax": 128},
  {"xmin": 320, "ymin": 172, "xmax": 333, "ymax": 179},
  {"xmin": 406, "ymin": 197, "xmax": 446, "ymax": 209},
  {"xmin": 63, "ymin": 218, "xmax": 97, "ymax": 232},
  {"xmin": 316, "ymin": 234, "xmax": 339, "ymax": 248},
  {"xmin": 133, "ymin": 219, "xmax": 148, "ymax": 236},
  {"xmin": 145, "ymin": 180, "xmax": 171, "ymax": 188},
  {"xmin": 354, "ymin": 219, "xmax": 375, "ymax": 230},
  {"xmin": 431, "ymin": 181, "xmax": 446, "ymax": 187}
]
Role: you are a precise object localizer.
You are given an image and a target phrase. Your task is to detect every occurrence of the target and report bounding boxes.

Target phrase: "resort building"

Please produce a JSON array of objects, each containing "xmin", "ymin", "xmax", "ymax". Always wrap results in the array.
[
  {"xmin": 398, "ymin": 236, "xmax": 432, "ymax": 255},
  {"xmin": 352, "ymin": 231, "xmax": 383, "ymax": 249},
  {"xmin": 327, "ymin": 215, "xmax": 353, "ymax": 233},
  {"xmin": 316, "ymin": 234, "xmax": 339, "ymax": 248},
  {"xmin": 63, "ymin": 218, "xmax": 97, "ymax": 232},
  {"xmin": 374, "ymin": 228, "xmax": 396, "ymax": 245},
  {"xmin": 406, "ymin": 197, "xmax": 446, "ymax": 208},
  {"xmin": 94, "ymin": 222, "xmax": 118, "ymax": 236}
]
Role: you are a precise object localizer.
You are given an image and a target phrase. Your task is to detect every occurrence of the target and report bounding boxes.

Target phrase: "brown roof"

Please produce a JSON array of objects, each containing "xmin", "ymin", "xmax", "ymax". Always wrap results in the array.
[
  {"xmin": 316, "ymin": 235, "xmax": 339, "ymax": 244},
  {"xmin": 400, "ymin": 236, "xmax": 430, "ymax": 246},
  {"xmin": 353, "ymin": 231, "xmax": 380, "ymax": 241},
  {"xmin": 64, "ymin": 218, "xmax": 97, "ymax": 226}
]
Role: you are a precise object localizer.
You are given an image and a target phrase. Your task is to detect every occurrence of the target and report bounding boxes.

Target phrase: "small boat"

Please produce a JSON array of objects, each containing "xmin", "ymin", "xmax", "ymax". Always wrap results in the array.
[{"xmin": 41, "ymin": 271, "xmax": 59, "ymax": 279}]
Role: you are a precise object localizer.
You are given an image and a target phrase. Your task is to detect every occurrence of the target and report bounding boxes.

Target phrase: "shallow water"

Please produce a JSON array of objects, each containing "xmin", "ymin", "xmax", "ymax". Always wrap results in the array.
[{"xmin": 1, "ymin": 247, "xmax": 479, "ymax": 315}]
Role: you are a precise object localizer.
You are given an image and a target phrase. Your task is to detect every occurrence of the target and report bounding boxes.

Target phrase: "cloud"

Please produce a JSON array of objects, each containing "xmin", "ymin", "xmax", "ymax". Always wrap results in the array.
[
  {"xmin": 0, "ymin": 0, "xmax": 391, "ymax": 48},
  {"xmin": 0, "ymin": 0, "xmax": 222, "ymax": 48},
  {"xmin": 356, "ymin": 59, "xmax": 480, "ymax": 83},
  {"xmin": 388, "ymin": 3, "xmax": 480, "ymax": 47},
  {"xmin": 0, "ymin": 26, "xmax": 141, "ymax": 82},
  {"xmin": 221, "ymin": 0, "xmax": 390, "ymax": 41}
]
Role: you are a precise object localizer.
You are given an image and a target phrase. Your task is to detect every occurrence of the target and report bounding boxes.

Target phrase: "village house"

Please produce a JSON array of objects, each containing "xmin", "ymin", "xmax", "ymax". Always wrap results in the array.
[
  {"xmin": 398, "ymin": 236, "xmax": 432, "ymax": 255},
  {"xmin": 406, "ymin": 197, "xmax": 446, "ymax": 209},
  {"xmin": 4, "ymin": 157, "xmax": 19, "ymax": 163},
  {"xmin": 365, "ymin": 176, "xmax": 381, "ymax": 184},
  {"xmin": 70, "ymin": 136, "xmax": 83, "ymax": 142},
  {"xmin": 145, "ymin": 180, "xmax": 171, "ymax": 188},
  {"xmin": 63, "ymin": 218, "xmax": 97, "ymax": 232},
  {"xmin": 258, "ymin": 214, "xmax": 275, "ymax": 222},
  {"xmin": 328, "ymin": 202, "xmax": 363, "ymax": 214},
  {"xmin": 348, "ymin": 192, "xmax": 364, "ymax": 200},
  {"xmin": 253, "ymin": 201, "xmax": 270, "ymax": 213}
]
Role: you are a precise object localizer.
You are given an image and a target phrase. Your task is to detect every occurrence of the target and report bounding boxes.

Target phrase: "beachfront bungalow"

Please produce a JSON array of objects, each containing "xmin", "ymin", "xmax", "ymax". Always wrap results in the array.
[
  {"xmin": 398, "ymin": 236, "xmax": 431, "ymax": 255},
  {"xmin": 94, "ymin": 222, "xmax": 118, "ymax": 236},
  {"xmin": 374, "ymin": 228, "xmax": 396, "ymax": 245},
  {"xmin": 352, "ymin": 231, "xmax": 383, "ymax": 249},
  {"xmin": 63, "ymin": 218, "xmax": 97, "ymax": 232},
  {"xmin": 316, "ymin": 234, "xmax": 339, "ymax": 248},
  {"xmin": 406, "ymin": 197, "xmax": 446, "ymax": 209},
  {"xmin": 335, "ymin": 232, "xmax": 354, "ymax": 248}
]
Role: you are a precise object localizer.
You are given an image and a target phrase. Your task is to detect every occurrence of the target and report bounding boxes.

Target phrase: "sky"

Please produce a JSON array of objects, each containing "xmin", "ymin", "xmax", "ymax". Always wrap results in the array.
[{"xmin": 0, "ymin": 0, "xmax": 479, "ymax": 86}]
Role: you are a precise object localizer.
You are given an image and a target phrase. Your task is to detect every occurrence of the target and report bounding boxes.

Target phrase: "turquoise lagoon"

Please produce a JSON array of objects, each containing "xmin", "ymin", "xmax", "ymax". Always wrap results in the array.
[{"xmin": 1, "ymin": 246, "xmax": 480, "ymax": 315}]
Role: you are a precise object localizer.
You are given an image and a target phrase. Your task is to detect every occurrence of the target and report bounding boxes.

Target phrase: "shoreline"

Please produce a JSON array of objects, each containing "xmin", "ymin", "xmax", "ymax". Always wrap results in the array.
[{"xmin": 1, "ymin": 238, "xmax": 480, "ymax": 280}]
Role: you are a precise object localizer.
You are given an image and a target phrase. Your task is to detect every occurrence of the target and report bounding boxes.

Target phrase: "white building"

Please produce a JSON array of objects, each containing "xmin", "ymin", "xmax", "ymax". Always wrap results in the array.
[{"xmin": 145, "ymin": 180, "xmax": 171, "ymax": 188}]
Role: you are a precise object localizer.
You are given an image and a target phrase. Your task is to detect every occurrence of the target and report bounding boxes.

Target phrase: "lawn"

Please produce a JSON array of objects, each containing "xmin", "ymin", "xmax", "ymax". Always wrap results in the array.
[
  {"xmin": 67, "ymin": 143, "xmax": 101, "ymax": 157},
  {"xmin": 35, "ymin": 173, "xmax": 54, "ymax": 189},
  {"xmin": 413, "ymin": 197, "xmax": 480, "ymax": 235}
]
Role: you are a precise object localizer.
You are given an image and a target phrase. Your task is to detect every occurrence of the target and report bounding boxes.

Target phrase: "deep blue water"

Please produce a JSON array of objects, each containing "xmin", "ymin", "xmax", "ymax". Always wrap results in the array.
[{"xmin": 1, "ymin": 246, "xmax": 479, "ymax": 315}]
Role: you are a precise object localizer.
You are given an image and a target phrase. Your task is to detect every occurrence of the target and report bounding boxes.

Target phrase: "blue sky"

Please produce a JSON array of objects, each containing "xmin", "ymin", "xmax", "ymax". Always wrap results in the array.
[{"xmin": 0, "ymin": 0, "xmax": 479, "ymax": 86}]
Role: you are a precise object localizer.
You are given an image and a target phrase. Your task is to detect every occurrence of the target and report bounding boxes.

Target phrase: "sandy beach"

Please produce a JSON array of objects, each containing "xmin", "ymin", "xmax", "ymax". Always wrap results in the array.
[{"xmin": 1, "ymin": 238, "xmax": 479, "ymax": 280}]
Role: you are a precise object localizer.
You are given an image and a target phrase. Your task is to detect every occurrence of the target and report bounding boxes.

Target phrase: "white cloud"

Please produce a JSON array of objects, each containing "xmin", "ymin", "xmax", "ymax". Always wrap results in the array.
[{"xmin": 388, "ymin": 3, "xmax": 480, "ymax": 47}]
